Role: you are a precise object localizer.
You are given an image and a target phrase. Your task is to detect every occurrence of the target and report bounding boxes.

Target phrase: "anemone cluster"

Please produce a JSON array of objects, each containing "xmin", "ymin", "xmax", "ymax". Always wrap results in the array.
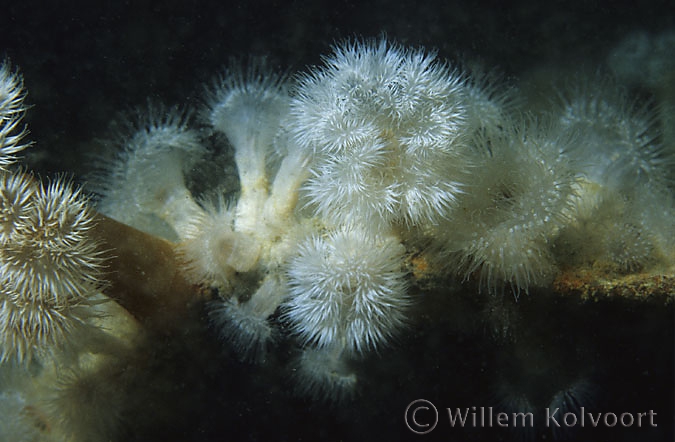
[
  {"xmin": 0, "ymin": 64, "xmax": 108, "ymax": 365},
  {"xmin": 91, "ymin": 38, "xmax": 675, "ymax": 401},
  {"xmin": 0, "ymin": 63, "xmax": 138, "ymax": 442},
  {"xmin": 0, "ymin": 32, "xmax": 669, "ymax": 442}
]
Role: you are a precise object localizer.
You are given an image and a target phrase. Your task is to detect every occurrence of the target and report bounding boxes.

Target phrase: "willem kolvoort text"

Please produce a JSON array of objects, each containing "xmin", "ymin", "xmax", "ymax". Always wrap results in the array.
[{"xmin": 446, "ymin": 406, "xmax": 657, "ymax": 429}]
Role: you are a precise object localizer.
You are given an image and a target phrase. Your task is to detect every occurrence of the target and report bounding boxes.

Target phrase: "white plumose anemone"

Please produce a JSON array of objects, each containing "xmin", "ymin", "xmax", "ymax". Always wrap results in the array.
[
  {"xmin": 93, "ymin": 109, "xmax": 206, "ymax": 241},
  {"xmin": 431, "ymin": 120, "xmax": 579, "ymax": 295},
  {"xmin": 555, "ymin": 76, "xmax": 670, "ymax": 191},
  {"xmin": 290, "ymin": 39, "xmax": 471, "ymax": 230},
  {"xmin": 284, "ymin": 226, "xmax": 408, "ymax": 354},
  {"xmin": 292, "ymin": 345, "xmax": 357, "ymax": 402},
  {"xmin": 0, "ymin": 62, "xmax": 29, "ymax": 170},
  {"xmin": 551, "ymin": 75, "xmax": 675, "ymax": 273},
  {"xmin": 207, "ymin": 63, "xmax": 292, "ymax": 234},
  {"xmin": 0, "ymin": 175, "xmax": 106, "ymax": 364},
  {"xmin": 209, "ymin": 275, "xmax": 285, "ymax": 362}
]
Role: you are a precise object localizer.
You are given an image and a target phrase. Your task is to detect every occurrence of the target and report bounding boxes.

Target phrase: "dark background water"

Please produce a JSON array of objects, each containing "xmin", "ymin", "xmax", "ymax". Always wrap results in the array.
[
  {"xmin": 1, "ymin": 0, "xmax": 673, "ymax": 178},
  {"xmin": 0, "ymin": 1, "xmax": 673, "ymax": 441}
]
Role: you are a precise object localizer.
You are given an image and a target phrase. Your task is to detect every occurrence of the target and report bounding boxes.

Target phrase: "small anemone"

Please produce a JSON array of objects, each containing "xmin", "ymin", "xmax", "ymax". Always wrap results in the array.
[
  {"xmin": 206, "ymin": 59, "xmax": 290, "ymax": 159},
  {"xmin": 291, "ymin": 345, "xmax": 358, "ymax": 403},
  {"xmin": 208, "ymin": 275, "xmax": 284, "ymax": 363},
  {"xmin": 91, "ymin": 105, "xmax": 206, "ymax": 240},
  {"xmin": 283, "ymin": 226, "xmax": 409, "ymax": 354}
]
